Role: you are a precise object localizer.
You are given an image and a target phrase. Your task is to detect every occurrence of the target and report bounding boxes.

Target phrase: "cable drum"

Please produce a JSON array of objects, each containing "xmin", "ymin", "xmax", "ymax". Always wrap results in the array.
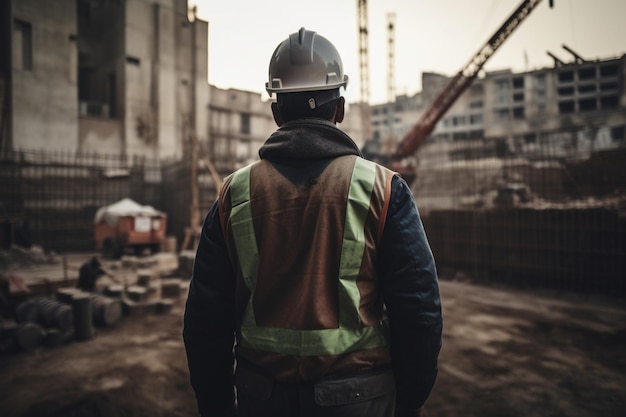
[
  {"xmin": 44, "ymin": 328, "xmax": 64, "ymax": 348},
  {"xmin": 104, "ymin": 285, "xmax": 124, "ymax": 299},
  {"xmin": 89, "ymin": 294, "xmax": 122, "ymax": 326},
  {"xmin": 15, "ymin": 322, "xmax": 45, "ymax": 351},
  {"xmin": 32, "ymin": 297, "xmax": 74, "ymax": 336},
  {"xmin": 15, "ymin": 299, "xmax": 38, "ymax": 323}
]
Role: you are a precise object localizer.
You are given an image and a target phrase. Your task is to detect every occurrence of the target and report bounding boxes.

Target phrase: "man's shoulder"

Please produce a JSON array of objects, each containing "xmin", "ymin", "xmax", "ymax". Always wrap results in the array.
[{"xmin": 357, "ymin": 157, "xmax": 403, "ymax": 184}]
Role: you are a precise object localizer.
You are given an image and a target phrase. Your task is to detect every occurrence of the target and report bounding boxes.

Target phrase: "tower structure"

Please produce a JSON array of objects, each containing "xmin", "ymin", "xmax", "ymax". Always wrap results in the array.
[
  {"xmin": 386, "ymin": 12, "xmax": 396, "ymax": 153},
  {"xmin": 356, "ymin": 0, "xmax": 371, "ymax": 143}
]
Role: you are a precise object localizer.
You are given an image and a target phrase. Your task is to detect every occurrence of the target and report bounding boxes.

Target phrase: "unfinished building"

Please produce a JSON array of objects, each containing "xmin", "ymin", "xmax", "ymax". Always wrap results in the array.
[
  {"xmin": 1, "ymin": 0, "xmax": 209, "ymax": 160},
  {"xmin": 207, "ymin": 86, "xmax": 275, "ymax": 172},
  {"xmin": 366, "ymin": 53, "xmax": 626, "ymax": 210},
  {"xmin": 0, "ymin": 0, "xmax": 278, "ymax": 255}
]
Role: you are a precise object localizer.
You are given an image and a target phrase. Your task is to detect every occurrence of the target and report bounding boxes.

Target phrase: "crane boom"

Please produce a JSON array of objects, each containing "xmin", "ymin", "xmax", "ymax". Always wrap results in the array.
[{"xmin": 394, "ymin": 0, "xmax": 544, "ymax": 159}]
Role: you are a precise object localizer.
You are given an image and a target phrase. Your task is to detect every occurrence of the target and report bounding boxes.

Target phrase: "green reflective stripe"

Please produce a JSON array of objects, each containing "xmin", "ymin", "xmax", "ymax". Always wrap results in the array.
[
  {"xmin": 230, "ymin": 158, "xmax": 388, "ymax": 356},
  {"xmin": 228, "ymin": 165, "xmax": 257, "ymax": 326},
  {"xmin": 338, "ymin": 158, "xmax": 376, "ymax": 328},
  {"xmin": 240, "ymin": 323, "xmax": 387, "ymax": 356}
]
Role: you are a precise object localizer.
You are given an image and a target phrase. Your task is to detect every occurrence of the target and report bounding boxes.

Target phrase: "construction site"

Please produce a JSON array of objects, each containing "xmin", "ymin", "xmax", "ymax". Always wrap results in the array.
[{"xmin": 1, "ymin": 0, "xmax": 626, "ymax": 416}]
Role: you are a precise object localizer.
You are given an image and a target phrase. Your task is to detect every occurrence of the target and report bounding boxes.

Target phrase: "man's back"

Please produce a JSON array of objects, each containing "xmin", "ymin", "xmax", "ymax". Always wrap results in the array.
[
  {"xmin": 183, "ymin": 27, "xmax": 441, "ymax": 417},
  {"xmin": 219, "ymin": 153, "xmax": 394, "ymax": 381}
]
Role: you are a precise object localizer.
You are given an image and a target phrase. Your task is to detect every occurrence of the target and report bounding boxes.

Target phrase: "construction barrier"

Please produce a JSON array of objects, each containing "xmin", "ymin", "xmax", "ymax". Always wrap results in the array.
[{"xmin": 423, "ymin": 206, "xmax": 626, "ymax": 295}]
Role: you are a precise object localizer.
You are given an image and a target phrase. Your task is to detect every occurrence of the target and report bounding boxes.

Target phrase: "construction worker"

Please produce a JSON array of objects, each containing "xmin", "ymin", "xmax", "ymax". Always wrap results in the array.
[
  {"xmin": 76, "ymin": 256, "xmax": 106, "ymax": 292},
  {"xmin": 183, "ymin": 28, "xmax": 442, "ymax": 417}
]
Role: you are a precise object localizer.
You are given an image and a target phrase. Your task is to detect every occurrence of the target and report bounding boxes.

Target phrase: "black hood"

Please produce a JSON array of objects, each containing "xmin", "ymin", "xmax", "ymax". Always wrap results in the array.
[{"xmin": 258, "ymin": 119, "xmax": 362, "ymax": 164}]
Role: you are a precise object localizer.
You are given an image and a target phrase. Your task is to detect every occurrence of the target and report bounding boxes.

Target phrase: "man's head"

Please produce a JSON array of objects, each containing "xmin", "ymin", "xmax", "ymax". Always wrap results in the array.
[
  {"xmin": 266, "ymin": 28, "xmax": 348, "ymax": 126},
  {"xmin": 90, "ymin": 256, "xmax": 101, "ymax": 268}
]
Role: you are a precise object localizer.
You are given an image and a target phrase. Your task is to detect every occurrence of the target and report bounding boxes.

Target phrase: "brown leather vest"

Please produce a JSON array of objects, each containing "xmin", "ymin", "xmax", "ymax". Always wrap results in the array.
[{"xmin": 219, "ymin": 155, "xmax": 396, "ymax": 382}]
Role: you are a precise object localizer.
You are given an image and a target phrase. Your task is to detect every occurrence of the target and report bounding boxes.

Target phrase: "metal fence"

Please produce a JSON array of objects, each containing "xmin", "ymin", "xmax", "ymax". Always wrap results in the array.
[
  {"xmin": 1, "ymin": 130, "xmax": 625, "ymax": 295},
  {"xmin": 0, "ymin": 150, "xmax": 218, "ymax": 253}
]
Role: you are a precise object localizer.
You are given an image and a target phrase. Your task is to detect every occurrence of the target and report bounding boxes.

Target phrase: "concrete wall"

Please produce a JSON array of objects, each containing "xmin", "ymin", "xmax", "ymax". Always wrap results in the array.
[
  {"xmin": 11, "ymin": 0, "xmax": 78, "ymax": 152},
  {"xmin": 79, "ymin": 117, "xmax": 123, "ymax": 153},
  {"xmin": 77, "ymin": 0, "xmax": 125, "ymax": 154},
  {"xmin": 122, "ymin": 0, "xmax": 209, "ymax": 160},
  {"xmin": 157, "ymin": 0, "xmax": 181, "ymax": 160},
  {"xmin": 341, "ymin": 102, "xmax": 366, "ymax": 149},
  {"xmin": 4, "ymin": 0, "xmax": 211, "ymax": 162},
  {"xmin": 190, "ymin": 5, "xmax": 209, "ymax": 159},
  {"xmin": 1, "ymin": 2, "xmax": 11, "ymax": 151},
  {"xmin": 124, "ymin": 0, "xmax": 160, "ymax": 158},
  {"xmin": 207, "ymin": 86, "xmax": 274, "ymax": 170}
]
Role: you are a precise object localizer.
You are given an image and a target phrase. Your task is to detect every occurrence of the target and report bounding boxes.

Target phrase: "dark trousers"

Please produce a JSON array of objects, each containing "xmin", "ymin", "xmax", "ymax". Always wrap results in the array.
[{"xmin": 235, "ymin": 365, "xmax": 396, "ymax": 417}]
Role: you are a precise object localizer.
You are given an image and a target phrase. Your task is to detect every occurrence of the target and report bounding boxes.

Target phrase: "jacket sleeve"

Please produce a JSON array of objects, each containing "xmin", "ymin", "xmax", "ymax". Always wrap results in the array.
[
  {"xmin": 378, "ymin": 176, "xmax": 443, "ymax": 412},
  {"xmin": 183, "ymin": 200, "xmax": 237, "ymax": 417}
]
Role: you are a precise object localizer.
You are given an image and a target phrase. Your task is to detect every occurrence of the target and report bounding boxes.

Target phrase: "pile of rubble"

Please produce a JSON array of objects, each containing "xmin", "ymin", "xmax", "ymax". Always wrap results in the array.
[{"xmin": 0, "ymin": 245, "xmax": 58, "ymax": 271}]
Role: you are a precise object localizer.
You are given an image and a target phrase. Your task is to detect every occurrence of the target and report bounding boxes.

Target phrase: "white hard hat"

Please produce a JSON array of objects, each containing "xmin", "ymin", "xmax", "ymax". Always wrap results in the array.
[{"xmin": 265, "ymin": 27, "xmax": 349, "ymax": 97}]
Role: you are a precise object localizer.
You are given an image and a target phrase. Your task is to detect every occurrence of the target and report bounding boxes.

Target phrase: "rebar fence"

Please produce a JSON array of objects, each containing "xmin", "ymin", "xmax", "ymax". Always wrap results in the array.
[
  {"xmin": 414, "ymin": 129, "xmax": 626, "ymax": 295},
  {"xmin": 0, "ymin": 150, "xmax": 218, "ymax": 253}
]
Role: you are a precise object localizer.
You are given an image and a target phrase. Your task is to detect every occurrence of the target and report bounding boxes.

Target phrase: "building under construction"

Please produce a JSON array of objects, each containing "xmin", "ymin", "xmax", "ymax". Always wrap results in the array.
[
  {"xmin": 366, "ymin": 53, "xmax": 626, "ymax": 207},
  {"xmin": 0, "ymin": 0, "xmax": 274, "ymax": 257}
]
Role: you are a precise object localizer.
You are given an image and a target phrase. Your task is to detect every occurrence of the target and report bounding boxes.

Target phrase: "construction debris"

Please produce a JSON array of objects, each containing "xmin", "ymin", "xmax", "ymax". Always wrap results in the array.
[
  {"xmin": 0, "ymin": 245, "xmax": 58, "ymax": 270},
  {"xmin": 0, "ymin": 251, "xmax": 189, "ymax": 353}
]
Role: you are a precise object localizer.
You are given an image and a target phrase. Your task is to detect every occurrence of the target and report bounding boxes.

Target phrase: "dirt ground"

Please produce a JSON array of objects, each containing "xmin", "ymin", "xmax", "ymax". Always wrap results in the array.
[{"xmin": 1, "ymin": 254, "xmax": 626, "ymax": 417}]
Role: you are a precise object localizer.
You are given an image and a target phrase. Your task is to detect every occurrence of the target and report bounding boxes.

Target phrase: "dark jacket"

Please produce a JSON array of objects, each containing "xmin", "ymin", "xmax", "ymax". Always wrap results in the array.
[
  {"xmin": 183, "ymin": 118, "xmax": 442, "ymax": 416},
  {"xmin": 77, "ymin": 257, "xmax": 105, "ymax": 292}
]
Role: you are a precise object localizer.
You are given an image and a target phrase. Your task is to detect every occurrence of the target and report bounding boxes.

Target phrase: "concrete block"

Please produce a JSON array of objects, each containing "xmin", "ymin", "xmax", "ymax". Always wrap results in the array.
[
  {"xmin": 145, "ymin": 281, "xmax": 161, "ymax": 302},
  {"xmin": 178, "ymin": 250, "xmax": 196, "ymax": 278},
  {"xmin": 122, "ymin": 298, "xmax": 159, "ymax": 316},
  {"xmin": 161, "ymin": 278, "xmax": 182, "ymax": 298},
  {"xmin": 121, "ymin": 256, "xmax": 138, "ymax": 269},
  {"xmin": 163, "ymin": 236, "xmax": 177, "ymax": 253},
  {"xmin": 138, "ymin": 258, "xmax": 157, "ymax": 269},
  {"xmin": 126, "ymin": 285, "xmax": 147, "ymax": 302},
  {"xmin": 155, "ymin": 299, "xmax": 173, "ymax": 314},
  {"xmin": 137, "ymin": 268, "xmax": 157, "ymax": 286},
  {"xmin": 105, "ymin": 284, "xmax": 125, "ymax": 299},
  {"xmin": 151, "ymin": 252, "xmax": 179, "ymax": 276}
]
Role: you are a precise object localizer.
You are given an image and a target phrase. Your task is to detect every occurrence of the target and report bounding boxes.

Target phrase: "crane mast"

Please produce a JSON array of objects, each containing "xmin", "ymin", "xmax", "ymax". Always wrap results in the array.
[
  {"xmin": 394, "ymin": 0, "xmax": 545, "ymax": 160},
  {"xmin": 385, "ymin": 12, "xmax": 397, "ymax": 155},
  {"xmin": 357, "ymin": 0, "xmax": 372, "ymax": 143}
]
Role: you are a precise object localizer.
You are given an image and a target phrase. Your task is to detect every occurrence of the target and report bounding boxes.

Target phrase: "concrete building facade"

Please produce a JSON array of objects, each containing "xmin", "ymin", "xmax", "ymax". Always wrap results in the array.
[
  {"xmin": 1, "ymin": 0, "xmax": 209, "ymax": 160},
  {"xmin": 207, "ymin": 86, "xmax": 275, "ymax": 171},
  {"xmin": 1, "ymin": 0, "xmax": 79, "ymax": 154},
  {"xmin": 367, "ymin": 54, "xmax": 626, "ymax": 168}
]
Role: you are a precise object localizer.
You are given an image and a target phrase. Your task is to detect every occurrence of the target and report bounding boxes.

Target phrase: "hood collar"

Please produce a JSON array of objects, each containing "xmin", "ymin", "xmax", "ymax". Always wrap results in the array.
[{"xmin": 259, "ymin": 119, "xmax": 362, "ymax": 163}]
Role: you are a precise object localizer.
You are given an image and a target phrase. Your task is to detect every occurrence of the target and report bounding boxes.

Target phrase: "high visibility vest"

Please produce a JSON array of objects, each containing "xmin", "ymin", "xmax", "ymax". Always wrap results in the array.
[{"xmin": 222, "ymin": 155, "xmax": 395, "ymax": 357}]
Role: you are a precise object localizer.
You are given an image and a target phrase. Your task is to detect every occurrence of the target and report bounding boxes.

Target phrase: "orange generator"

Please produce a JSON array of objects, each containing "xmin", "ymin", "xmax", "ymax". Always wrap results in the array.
[{"xmin": 94, "ymin": 198, "xmax": 167, "ymax": 259}]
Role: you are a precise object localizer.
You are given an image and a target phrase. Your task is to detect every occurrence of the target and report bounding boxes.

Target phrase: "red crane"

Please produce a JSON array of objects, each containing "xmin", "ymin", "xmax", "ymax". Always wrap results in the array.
[{"xmin": 392, "ymin": 0, "xmax": 549, "ymax": 162}]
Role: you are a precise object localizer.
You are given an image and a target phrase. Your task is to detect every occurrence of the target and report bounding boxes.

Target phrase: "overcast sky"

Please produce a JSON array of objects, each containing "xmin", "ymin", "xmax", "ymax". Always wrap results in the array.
[{"xmin": 189, "ymin": 0, "xmax": 626, "ymax": 104}]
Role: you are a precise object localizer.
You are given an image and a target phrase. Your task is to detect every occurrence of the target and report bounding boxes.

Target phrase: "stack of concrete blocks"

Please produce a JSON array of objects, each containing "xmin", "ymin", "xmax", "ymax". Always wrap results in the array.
[
  {"xmin": 178, "ymin": 250, "xmax": 196, "ymax": 279},
  {"xmin": 121, "ymin": 252, "xmax": 183, "ymax": 315}
]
